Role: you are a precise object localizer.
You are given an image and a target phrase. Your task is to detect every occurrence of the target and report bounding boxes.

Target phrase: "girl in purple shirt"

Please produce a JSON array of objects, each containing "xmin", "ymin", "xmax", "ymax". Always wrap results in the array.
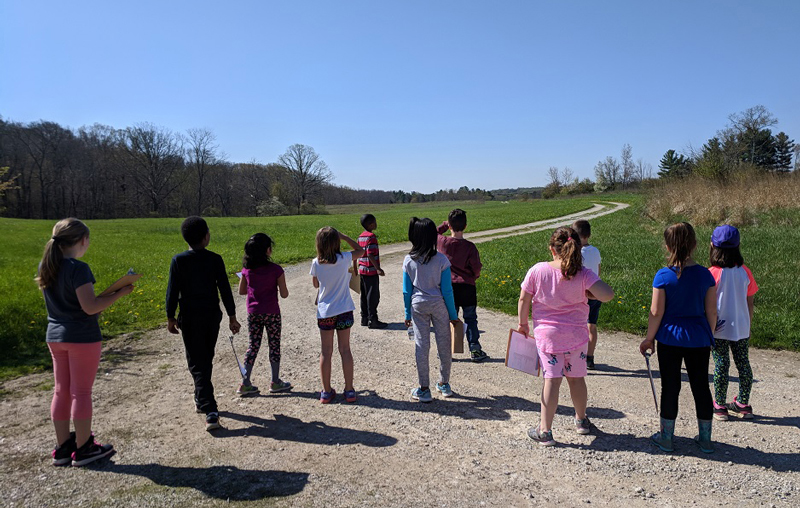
[
  {"xmin": 517, "ymin": 227, "xmax": 614, "ymax": 446},
  {"xmin": 237, "ymin": 233, "xmax": 290, "ymax": 396}
]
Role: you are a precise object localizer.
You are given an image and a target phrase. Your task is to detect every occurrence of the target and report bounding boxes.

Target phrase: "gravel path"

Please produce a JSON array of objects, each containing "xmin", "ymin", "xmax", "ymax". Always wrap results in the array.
[{"xmin": 1, "ymin": 202, "xmax": 797, "ymax": 508}]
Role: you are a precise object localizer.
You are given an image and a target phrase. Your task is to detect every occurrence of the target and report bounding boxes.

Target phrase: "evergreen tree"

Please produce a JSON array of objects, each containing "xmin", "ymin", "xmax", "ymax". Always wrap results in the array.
[
  {"xmin": 773, "ymin": 132, "xmax": 795, "ymax": 172},
  {"xmin": 658, "ymin": 149, "xmax": 689, "ymax": 178}
]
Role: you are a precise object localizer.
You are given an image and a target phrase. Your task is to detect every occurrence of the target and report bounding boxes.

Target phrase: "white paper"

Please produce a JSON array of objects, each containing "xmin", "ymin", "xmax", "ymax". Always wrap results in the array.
[{"xmin": 505, "ymin": 329, "xmax": 540, "ymax": 376}]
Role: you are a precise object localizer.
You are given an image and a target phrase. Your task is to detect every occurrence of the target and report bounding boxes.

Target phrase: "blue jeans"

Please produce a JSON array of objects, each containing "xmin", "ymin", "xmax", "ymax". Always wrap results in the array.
[{"xmin": 460, "ymin": 305, "xmax": 481, "ymax": 352}]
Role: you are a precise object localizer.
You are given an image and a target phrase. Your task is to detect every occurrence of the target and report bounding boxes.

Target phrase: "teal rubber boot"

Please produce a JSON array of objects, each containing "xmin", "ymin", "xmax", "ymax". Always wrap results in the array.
[
  {"xmin": 694, "ymin": 419, "xmax": 714, "ymax": 453},
  {"xmin": 650, "ymin": 417, "xmax": 675, "ymax": 452}
]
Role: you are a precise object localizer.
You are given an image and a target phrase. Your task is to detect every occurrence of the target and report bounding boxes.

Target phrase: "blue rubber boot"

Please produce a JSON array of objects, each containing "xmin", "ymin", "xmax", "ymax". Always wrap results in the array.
[
  {"xmin": 694, "ymin": 419, "xmax": 714, "ymax": 453},
  {"xmin": 650, "ymin": 417, "xmax": 675, "ymax": 452}
]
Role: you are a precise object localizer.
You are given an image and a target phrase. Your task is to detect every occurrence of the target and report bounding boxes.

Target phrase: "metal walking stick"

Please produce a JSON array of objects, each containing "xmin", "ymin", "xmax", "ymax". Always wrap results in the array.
[
  {"xmin": 228, "ymin": 335, "xmax": 247, "ymax": 380},
  {"xmin": 644, "ymin": 352, "xmax": 659, "ymax": 413}
]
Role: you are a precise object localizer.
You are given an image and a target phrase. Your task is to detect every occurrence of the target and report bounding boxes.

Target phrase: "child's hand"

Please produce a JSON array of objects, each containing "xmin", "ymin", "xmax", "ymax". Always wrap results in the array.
[
  {"xmin": 404, "ymin": 319, "xmax": 412, "ymax": 328},
  {"xmin": 639, "ymin": 338, "xmax": 655, "ymax": 356},
  {"xmin": 517, "ymin": 323, "xmax": 530, "ymax": 336},
  {"xmin": 377, "ymin": 268, "xmax": 385, "ymax": 276},
  {"xmin": 450, "ymin": 319, "xmax": 460, "ymax": 325},
  {"xmin": 229, "ymin": 317, "xmax": 241, "ymax": 334},
  {"xmin": 167, "ymin": 318, "xmax": 180, "ymax": 334},
  {"xmin": 116, "ymin": 284, "xmax": 135, "ymax": 297}
]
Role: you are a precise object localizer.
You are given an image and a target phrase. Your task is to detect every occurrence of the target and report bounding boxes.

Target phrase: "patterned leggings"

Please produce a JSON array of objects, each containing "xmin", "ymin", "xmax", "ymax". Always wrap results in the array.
[
  {"xmin": 712, "ymin": 338, "xmax": 753, "ymax": 405},
  {"xmin": 244, "ymin": 313, "xmax": 281, "ymax": 383}
]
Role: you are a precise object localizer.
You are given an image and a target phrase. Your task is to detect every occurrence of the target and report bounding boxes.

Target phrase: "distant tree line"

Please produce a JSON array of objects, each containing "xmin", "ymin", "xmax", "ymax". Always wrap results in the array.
[
  {"xmin": 657, "ymin": 105, "xmax": 796, "ymax": 179},
  {"xmin": 0, "ymin": 117, "xmax": 501, "ymax": 219}
]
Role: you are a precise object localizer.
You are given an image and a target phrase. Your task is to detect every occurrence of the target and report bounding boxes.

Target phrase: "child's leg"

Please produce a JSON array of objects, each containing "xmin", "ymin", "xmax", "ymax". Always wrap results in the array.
[
  {"xmin": 684, "ymin": 346, "xmax": 713, "ymax": 420},
  {"xmin": 462, "ymin": 305, "xmax": 482, "ymax": 352},
  {"xmin": 243, "ymin": 313, "xmax": 266, "ymax": 385},
  {"xmin": 336, "ymin": 327, "xmax": 354, "ymax": 391},
  {"xmin": 430, "ymin": 300, "xmax": 452, "ymax": 385},
  {"xmin": 359, "ymin": 278, "xmax": 369, "ymax": 325},
  {"xmin": 587, "ymin": 299, "xmax": 601, "ymax": 357},
  {"xmin": 181, "ymin": 312, "xmax": 221, "ymax": 413},
  {"xmin": 730, "ymin": 339, "xmax": 753, "ymax": 405},
  {"xmin": 319, "ymin": 329, "xmax": 335, "ymax": 392},
  {"xmin": 411, "ymin": 301, "xmax": 432, "ymax": 388},
  {"xmin": 657, "ymin": 342, "xmax": 684, "ymax": 420},
  {"xmin": 265, "ymin": 314, "xmax": 282, "ymax": 383},
  {"xmin": 539, "ymin": 377, "xmax": 563, "ymax": 432},
  {"xmin": 587, "ymin": 324, "xmax": 598, "ymax": 356},
  {"xmin": 711, "ymin": 339, "xmax": 731, "ymax": 404},
  {"xmin": 565, "ymin": 377, "xmax": 588, "ymax": 419},
  {"xmin": 67, "ymin": 342, "xmax": 102, "ymax": 447},
  {"xmin": 48, "ymin": 343, "xmax": 72, "ymax": 446}
]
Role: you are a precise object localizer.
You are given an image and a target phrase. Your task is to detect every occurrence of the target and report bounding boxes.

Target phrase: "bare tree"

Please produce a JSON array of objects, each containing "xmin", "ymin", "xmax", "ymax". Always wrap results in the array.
[
  {"xmin": 186, "ymin": 128, "xmax": 220, "ymax": 215},
  {"xmin": 118, "ymin": 123, "xmax": 185, "ymax": 214},
  {"xmin": 560, "ymin": 167, "xmax": 573, "ymax": 185},
  {"xmin": 635, "ymin": 158, "xmax": 653, "ymax": 181},
  {"xmin": 620, "ymin": 144, "xmax": 634, "ymax": 188},
  {"xmin": 13, "ymin": 121, "xmax": 72, "ymax": 218},
  {"xmin": 277, "ymin": 144, "xmax": 332, "ymax": 213}
]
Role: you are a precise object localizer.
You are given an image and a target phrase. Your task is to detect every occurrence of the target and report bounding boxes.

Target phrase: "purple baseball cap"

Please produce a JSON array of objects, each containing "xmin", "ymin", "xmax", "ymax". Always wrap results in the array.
[{"xmin": 711, "ymin": 225, "xmax": 740, "ymax": 248}]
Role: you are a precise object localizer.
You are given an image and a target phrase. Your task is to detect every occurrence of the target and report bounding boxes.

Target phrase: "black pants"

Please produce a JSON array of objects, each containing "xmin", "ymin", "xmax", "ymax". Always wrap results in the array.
[
  {"xmin": 657, "ymin": 341, "xmax": 713, "ymax": 420},
  {"xmin": 360, "ymin": 274, "xmax": 380, "ymax": 323},
  {"xmin": 179, "ymin": 310, "xmax": 222, "ymax": 414}
]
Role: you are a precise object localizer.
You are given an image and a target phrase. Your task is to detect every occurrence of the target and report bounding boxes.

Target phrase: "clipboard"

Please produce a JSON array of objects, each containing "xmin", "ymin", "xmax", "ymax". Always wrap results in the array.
[
  {"xmin": 348, "ymin": 265, "xmax": 361, "ymax": 294},
  {"xmin": 451, "ymin": 319, "xmax": 464, "ymax": 353},
  {"xmin": 99, "ymin": 269, "xmax": 140, "ymax": 296},
  {"xmin": 505, "ymin": 329, "xmax": 540, "ymax": 376}
]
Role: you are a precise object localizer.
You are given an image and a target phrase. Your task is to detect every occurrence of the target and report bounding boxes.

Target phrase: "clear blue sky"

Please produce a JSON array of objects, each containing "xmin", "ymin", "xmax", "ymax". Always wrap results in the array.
[{"xmin": 2, "ymin": 1, "xmax": 798, "ymax": 193}]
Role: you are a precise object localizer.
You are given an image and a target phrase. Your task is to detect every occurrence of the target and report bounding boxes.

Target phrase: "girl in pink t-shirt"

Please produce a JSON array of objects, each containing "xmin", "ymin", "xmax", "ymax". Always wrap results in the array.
[
  {"xmin": 237, "ymin": 233, "xmax": 290, "ymax": 396},
  {"xmin": 517, "ymin": 227, "xmax": 614, "ymax": 446}
]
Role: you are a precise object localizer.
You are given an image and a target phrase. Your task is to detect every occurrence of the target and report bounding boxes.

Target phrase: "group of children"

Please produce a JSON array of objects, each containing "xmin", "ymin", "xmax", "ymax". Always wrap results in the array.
[{"xmin": 37, "ymin": 208, "xmax": 758, "ymax": 466}]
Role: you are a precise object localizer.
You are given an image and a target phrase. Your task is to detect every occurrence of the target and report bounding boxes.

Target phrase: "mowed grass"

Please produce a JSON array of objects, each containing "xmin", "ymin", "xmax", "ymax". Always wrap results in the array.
[
  {"xmin": 477, "ymin": 194, "xmax": 800, "ymax": 351},
  {"xmin": 0, "ymin": 198, "xmax": 597, "ymax": 377}
]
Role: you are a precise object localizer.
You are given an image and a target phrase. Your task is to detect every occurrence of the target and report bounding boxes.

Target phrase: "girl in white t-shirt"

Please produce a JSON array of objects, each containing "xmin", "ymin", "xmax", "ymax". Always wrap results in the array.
[
  {"xmin": 310, "ymin": 227, "xmax": 364, "ymax": 404},
  {"xmin": 708, "ymin": 225, "xmax": 759, "ymax": 421}
]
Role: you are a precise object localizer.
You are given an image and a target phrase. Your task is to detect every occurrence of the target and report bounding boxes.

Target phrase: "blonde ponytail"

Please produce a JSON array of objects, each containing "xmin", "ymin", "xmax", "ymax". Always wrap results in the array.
[{"xmin": 36, "ymin": 218, "xmax": 90, "ymax": 289}]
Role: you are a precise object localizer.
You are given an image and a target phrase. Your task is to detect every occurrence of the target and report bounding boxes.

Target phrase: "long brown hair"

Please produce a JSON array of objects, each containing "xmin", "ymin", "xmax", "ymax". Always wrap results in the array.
[
  {"xmin": 315, "ymin": 227, "xmax": 341, "ymax": 264},
  {"xmin": 549, "ymin": 226, "xmax": 583, "ymax": 279},
  {"xmin": 36, "ymin": 218, "xmax": 90, "ymax": 289},
  {"xmin": 664, "ymin": 222, "xmax": 696, "ymax": 276}
]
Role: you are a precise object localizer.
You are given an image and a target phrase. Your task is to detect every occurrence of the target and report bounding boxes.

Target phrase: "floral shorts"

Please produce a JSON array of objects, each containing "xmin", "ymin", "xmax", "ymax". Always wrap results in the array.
[
  {"xmin": 538, "ymin": 343, "xmax": 589, "ymax": 378},
  {"xmin": 317, "ymin": 311, "xmax": 354, "ymax": 331}
]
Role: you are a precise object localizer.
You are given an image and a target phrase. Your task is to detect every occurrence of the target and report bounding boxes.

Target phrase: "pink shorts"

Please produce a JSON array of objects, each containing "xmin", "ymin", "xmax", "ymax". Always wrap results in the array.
[{"xmin": 538, "ymin": 343, "xmax": 589, "ymax": 378}]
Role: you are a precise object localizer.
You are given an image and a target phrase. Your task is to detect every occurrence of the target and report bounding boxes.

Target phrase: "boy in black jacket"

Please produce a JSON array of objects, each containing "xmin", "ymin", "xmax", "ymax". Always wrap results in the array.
[{"xmin": 166, "ymin": 216, "xmax": 241, "ymax": 431}]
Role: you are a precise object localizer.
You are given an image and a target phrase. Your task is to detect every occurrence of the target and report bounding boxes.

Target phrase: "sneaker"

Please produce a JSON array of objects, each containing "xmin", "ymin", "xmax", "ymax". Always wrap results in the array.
[
  {"xmin": 470, "ymin": 350, "xmax": 489, "ymax": 363},
  {"xmin": 344, "ymin": 389, "xmax": 357, "ymax": 403},
  {"xmin": 71, "ymin": 436, "xmax": 114, "ymax": 467},
  {"xmin": 361, "ymin": 318, "xmax": 369, "ymax": 327},
  {"xmin": 713, "ymin": 402, "xmax": 729, "ymax": 421},
  {"xmin": 435, "ymin": 383, "xmax": 453, "ymax": 397},
  {"xmin": 205, "ymin": 412, "xmax": 221, "ymax": 431},
  {"xmin": 586, "ymin": 355, "xmax": 596, "ymax": 370},
  {"xmin": 236, "ymin": 384, "xmax": 260, "ymax": 397},
  {"xmin": 269, "ymin": 381, "xmax": 292, "ymax": 393},
  {"xmin": 320, "ymin": 389, "xmax": 336, "ymax": 404},
  {"xmin": 368, "ymin": 320, "xmax": 388, "ymax": 329},
  {"xmin": 411, "ymin": 387, "xmax": 433, "ymax": 403},
  {"xmin": 52, "ymin": 432, "xmax": 76, "ymax": 466},
  {"xmin": 575, "ymin": 417, "xmax": 592, "ymax": 435},
  {"xmin": 527, "ymin": 426, "xmax": 555, "ymax": 446},
  {"xmin": 726, "ymin": 397, "xmax": 753, "ymax": 419}
]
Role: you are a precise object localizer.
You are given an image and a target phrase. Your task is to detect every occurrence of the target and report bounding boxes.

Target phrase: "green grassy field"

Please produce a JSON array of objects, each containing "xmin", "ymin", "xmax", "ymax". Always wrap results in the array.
[
  {"xmin": 0, "ymin": 198, "xmax": 597, "ymax": 377},
  {"xmin": 477, "ymin": 194, "xmax": 800, "ymax": 351}
]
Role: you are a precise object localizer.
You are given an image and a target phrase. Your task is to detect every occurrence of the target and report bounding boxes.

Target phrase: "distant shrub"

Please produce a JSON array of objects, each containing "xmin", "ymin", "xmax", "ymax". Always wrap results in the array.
[
  {"xmin": 257, "ymin": 197, "xmax": 289, "ymax": 217},
  {"xmin": 202, "ymin": 206, "xmax": 221, "ymax": 217},
  {"xmin": 299, "ymin": 202, "xmax": 329, "ymax": 215}
]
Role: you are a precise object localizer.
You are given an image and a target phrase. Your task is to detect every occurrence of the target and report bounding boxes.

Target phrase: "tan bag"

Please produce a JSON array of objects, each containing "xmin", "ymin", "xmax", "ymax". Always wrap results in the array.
[
  {"xmin": 451, "ymin": 319, "xmax": 464, "ymax": 353},
  {"xmin": 348, "ymin": 265, "xmax": 361, "ymax": 294}
]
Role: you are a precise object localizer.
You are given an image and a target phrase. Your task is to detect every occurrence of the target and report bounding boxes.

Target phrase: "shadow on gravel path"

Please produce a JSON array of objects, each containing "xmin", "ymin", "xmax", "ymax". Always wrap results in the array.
[
  {"xmin": 215, "ymin": 411, "xmax": 399, "ymax": 447},
  {"xmin": 104, "ymin": 463, "xmax": 309, "ymax": 500}
]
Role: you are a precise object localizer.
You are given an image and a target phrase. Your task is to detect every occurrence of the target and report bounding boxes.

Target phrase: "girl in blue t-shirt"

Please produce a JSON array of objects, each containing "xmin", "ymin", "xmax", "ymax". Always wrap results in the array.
[
  {"xmin": 639, "ymin": 222, "xmax": 717, "ymax": 453},
  {"xmin": 37, "ymin": 218, "xmax": 134, "ymax": 466}
]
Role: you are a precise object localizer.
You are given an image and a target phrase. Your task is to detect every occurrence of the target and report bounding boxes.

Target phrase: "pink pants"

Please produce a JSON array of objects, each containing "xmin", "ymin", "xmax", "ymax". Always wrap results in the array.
[{"xmin": 48, "ymin": 342, "xmax": 102, "ymax": 421}]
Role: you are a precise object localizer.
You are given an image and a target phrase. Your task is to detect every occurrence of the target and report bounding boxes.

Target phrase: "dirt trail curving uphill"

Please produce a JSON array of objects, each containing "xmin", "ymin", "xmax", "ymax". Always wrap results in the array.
[{"xmin": 1, "ymin": 202, "xmax": 798, "ymax": 508}]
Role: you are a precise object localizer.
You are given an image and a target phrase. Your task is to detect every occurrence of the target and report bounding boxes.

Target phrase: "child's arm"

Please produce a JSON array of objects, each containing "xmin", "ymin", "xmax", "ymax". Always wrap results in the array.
[
  {"xmin": 216, "ymin": 258, "xmax": 240, "ymax": 334},
  {"xmin": 166, "ymin": 257, "xmax": 180, "ymax": 333},
  {"xmin": 278, "ymin": 273, "xmax": 289, "ymax": 298},
  {"xmin": 747, "ymin": 294, "xmax": 755, "ymax": 321},
  {"xmin": 437, "ymin": 221, "xmax": 450, "ymax": 235},
  {"xmin": 366, "ymin": 251, "xmax": 384, "ymax": 276},
  {"xmin": 640, "ymin": 288, "xmax": 665, "ymax": 355},
  {"xmin": 470, "ymin": 246, "xmax": 482, "ymax": 279},
  {"xmin": 403, "ymin": 270, "xmax": 413, "ymax": 327},
  {"xmin": 517, "ymin": 288, "xmax": 532, "ymax": 336},
  {"xmin": 586, "ymin": 280, "xmax": 614, "ymax": 302},
  {"xmin": 704, "ymin": 286, "xmax": 717, "ymax": 335},
  {"xmin": 440, "ymin": 268, "xmax": 459, "ymax": 322},
  {"xmin": 238, "ymin": 274, "xmax": 247, "ymax": 295},
  {"xmin": 312, "ymin": 276, "xmax": 319, "ymax": 289},
  {"xmin": 76, "ymin": 282, "xmax": 134, "ymax": 316},
  {"xmin": 339, "ymin": 232, "xmax": 365, "ymax": 258}
]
